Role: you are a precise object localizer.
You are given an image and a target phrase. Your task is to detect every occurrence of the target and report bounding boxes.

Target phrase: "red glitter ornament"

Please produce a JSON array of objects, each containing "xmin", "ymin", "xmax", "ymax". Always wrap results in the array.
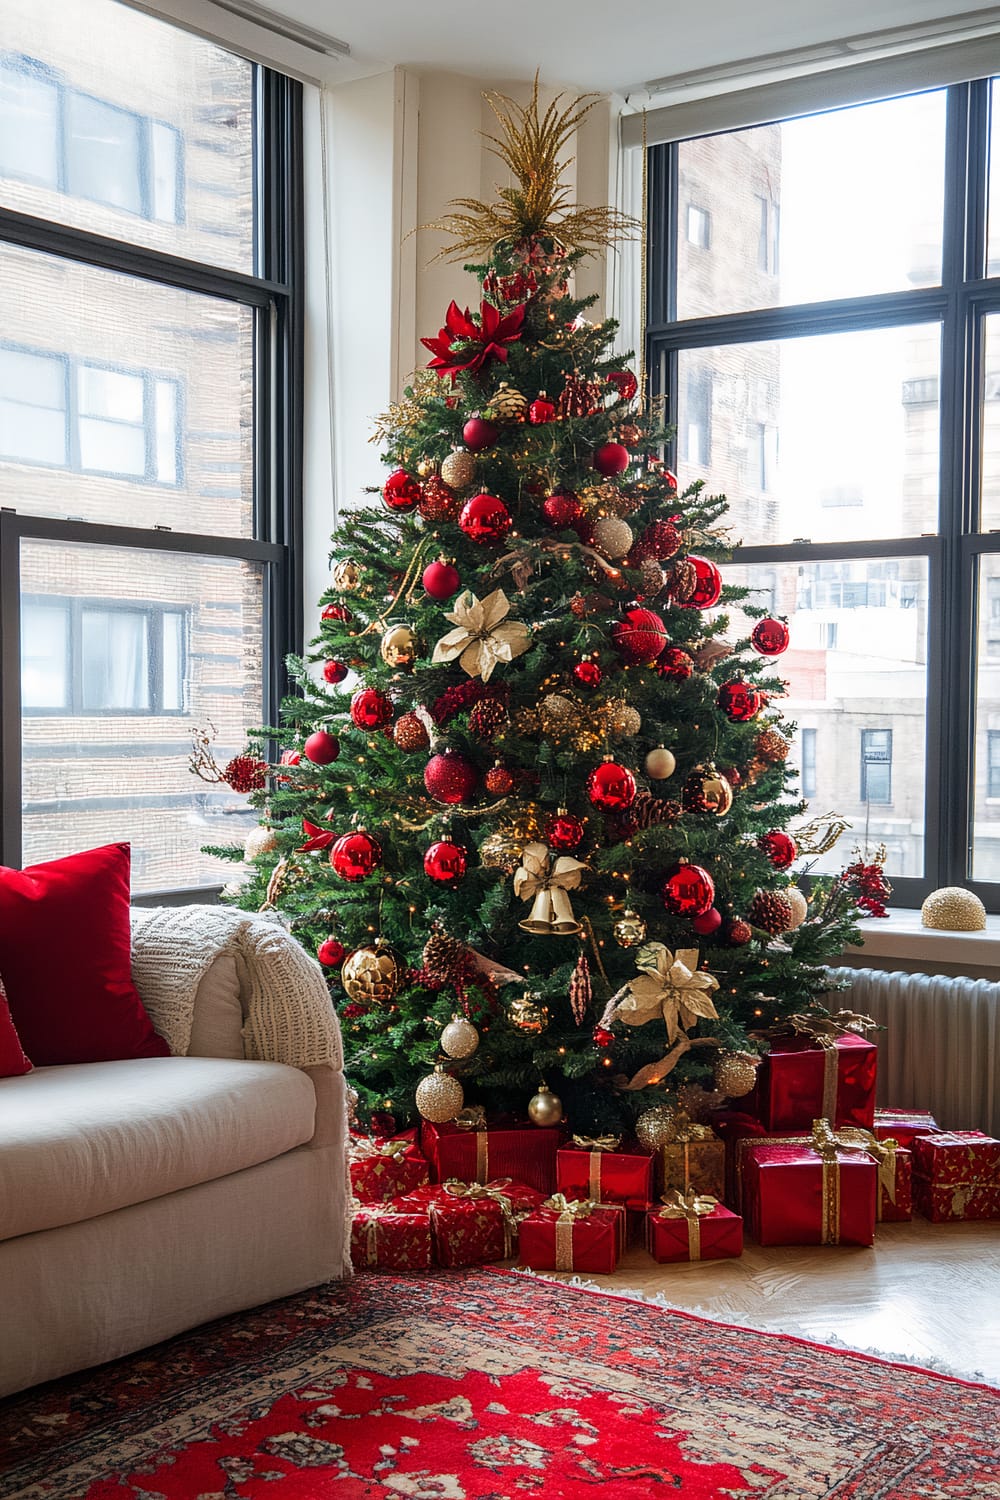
[
  {"xmin": 223, "ymin": 754, "xmax": 266, "ymax": 793},
  {"xmin": 656, "ymin": 647, "xmax": 694, "ymax": 681},
  {"xmin": 611, "ymin": 607, "xmax": 668, "ymax": 663},
  {"xmin": 545, "ymin": 810, "xmax": 586, "ymax": 850},
  {"xmin": 321, "ymin": 603, "xmax": 352, "ymax": 623},
  {"xmin": 718, "ymin": 680, "xmax": 762, "ymax": 723},
  {"xmin": 593, "ymin": 1026, "xmax": 614, "ymax": 1048},
  {"xmin": 484, "ymin": 764, "xmax": 514, "ymax": 795},
  {"xmin": 303, "ymin": 730, "xmax": 340, "ymax": 765},
  {"xmin": 418, "ymin": 475, "xmax": 460, "ymax": 522},
  {"xmin": 727, "ymin": 919, "xmax": 753, "ymax": 946},
  {"xmin": 751, "ymin": 617, "xmax": 791, "ymax": 656},
  {"xmin": 462, "ymin": 416, "xmax": 498, "ymax": 452},
  {"xmin": 662, "ymin": 864, "xmax": 715, "ymax": 917},
  {"xmin": 422, "ymin": 558, "xmax": 461, "ymax": 601},
  {"xmin": 330, "ymin": 829, "xmax": 383, "ymax": 882},
  {"xmin": 393, "ymin": 712, "xmax": 430, "ymax": 752},
  {"xmin": 691, "ymin": 906, "xmax": 722, "ymax": 936},
  {"xmin": 423, "ymin": 840, "xmax": 468, "ymax": 884},
  {"xmin": 323, "ymin": 659, "xmax": 348, "ymax": 685},
  {"xmin": 572, "ymin": 659, "xmax": 602, "ymax": 689},
  {"xmin": 586, "ymin": 759, "xmax": 637, "ymax": 811},
  {"xmin": 758, "ymin": 831, "xmax": 798, "ymax": 870},
  {"xmin": 594, "ymin": 441, "xmax": 630, "ymax": 476},
  {"xmin": 606, "ymin": 369, "xmax": 638, "ymax": 403},
  {"xmin": 676, "ymin": 555, "xmax": 722, "ymax": 610},
  {"xmin": 424, "ymin": 749, "xmax": 477, "ymax": 804},
  {"xmin": 542, "ymin": 490, "xmax": 582, "ymax": 528},
  {"xmin": 528, "ymin": 392, "xmax": 556, "ymax": 424},
  {"xmin": 382, "ymin": 469, "xmax": 422, "ymax": 513},
  {"xmin": 459, "ymin": 492, "xmax": 512, "ymax": 543},
  {"xmin": 642, "ymin": 518, "xmax": 683, "ymax": 560},
  {"xmin": 351, "ymin": 688, "xmax": 394, "ymax": 731},
  {"xmin": 317, "ymin": 938, "xmax": 346, "ymax": 967}
]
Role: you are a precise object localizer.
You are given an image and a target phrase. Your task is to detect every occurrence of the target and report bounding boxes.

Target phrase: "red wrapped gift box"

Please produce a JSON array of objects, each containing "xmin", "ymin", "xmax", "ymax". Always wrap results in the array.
[
  {"xmin": 706, "ymin": 1109, "xmax": 769, "ymax": 1208},
  {"xmin": 752, "ymin": 1032, "xmax": 877, "ymax": 1133},
  {"xmin": 518, "ymin": 1198, "xmax": 624, "ymax": 1273},
  {"xmin": 349, "ymin": 1130, "xmax": 430, "ymax": 1204},
  {"xmin": 873, "ymin": 1108, "xmax": 941, "ymax": 1151},
  {"xmin": 421, "ymin": 1118, "xmax": 562, "ymax": 1192},
  {"xmin": 912, "ymin": 1132, "xmax": 1000, "ymax": 1222},
  {"xmin": 742, "ymin": 1135, "xmax": 877, "ymax": 1247},
  {"xmin": 645, "ymin": 1192, "xmax": 743, "ymax": 1263},
  {"xmin": 877, "ymin": 1145, "xmax": 912, "ymax": 1222},
  {"xmin": 397, "ymin": 1179, "xmax": 545, "ymax": 1266},
  {"xmin": 556, "ymin": 1136, "xmax": 654, "ymax": 1209},
  {"xmin": 351, "ymin": 1204, "xmax": 433, "ymax": 1271}
]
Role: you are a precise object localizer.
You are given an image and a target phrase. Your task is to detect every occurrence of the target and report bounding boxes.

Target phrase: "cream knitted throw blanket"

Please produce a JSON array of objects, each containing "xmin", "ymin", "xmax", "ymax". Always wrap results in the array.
[{"xmin": 129, "ymin": 905, "xmax": 343, "ymax": 1070}]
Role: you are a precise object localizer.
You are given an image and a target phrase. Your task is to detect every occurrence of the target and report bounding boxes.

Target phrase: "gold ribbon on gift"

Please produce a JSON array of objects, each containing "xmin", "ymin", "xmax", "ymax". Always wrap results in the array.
[
  {"xmin": 810, "ymin": 1117, "xmax": 898, "ymax": 1220},
  {"xmin": 452, "ymin": 1106, "xmax": 489, "ymax": 1178},
  {"xmin": 514, "ymin": 842, "xmax": 586, "ymax": 936},
  {"xmin": 357, "ymin": 1204, "xmax": 397, "ymax": 1267},
  {"xmin": 609, "ymin": 945, "xmax": 719, "ymax": 1087},
  {"xmin": 571, "ymin": 1134, "xmax": 622, "ymax": 1200},
  {"xmin": 350, "ymin": 1136, "xmax": 410, "ymax": 1161},
  {"xmin": 431, "ymin": 587, "xmax": 532, "ymax": 682},
  {"xmin": 443, "ymin": 1177, "xmax": 522, "ymax": 1255},
  {"xmin": 541, "ymin": 1193, "xmax": 599, "ymax": 1272},
  {"xmin": 658, "ymin": 1188, "xmax": 719, "ymax": 1260},
  {"xmin": 810, "ymin": 1116, "xmax": 894, "ymax": 1243},
  {"xmin": 752, "ymin": 1009, "xmax": 879, "ymax": 1122}
]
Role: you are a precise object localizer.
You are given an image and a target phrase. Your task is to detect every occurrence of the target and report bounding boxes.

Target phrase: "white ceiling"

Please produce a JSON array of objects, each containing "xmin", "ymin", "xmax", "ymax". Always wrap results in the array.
[{"xmin": 264, "ymin": 0, "xmax": 1000, "ymax": 94}]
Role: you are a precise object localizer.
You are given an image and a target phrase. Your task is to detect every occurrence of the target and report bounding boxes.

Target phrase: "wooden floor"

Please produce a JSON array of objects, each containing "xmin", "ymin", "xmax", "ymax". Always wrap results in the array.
[{"xmin": 537, "ymin": 1217, "xmax": 1000, "ymax": 1385}]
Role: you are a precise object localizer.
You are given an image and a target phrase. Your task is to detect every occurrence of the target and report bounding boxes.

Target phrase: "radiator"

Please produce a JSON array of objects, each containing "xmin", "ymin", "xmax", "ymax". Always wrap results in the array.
[{"xmin": 823, "ymin": 967, "xmax": 1000, "ymax": 1137}]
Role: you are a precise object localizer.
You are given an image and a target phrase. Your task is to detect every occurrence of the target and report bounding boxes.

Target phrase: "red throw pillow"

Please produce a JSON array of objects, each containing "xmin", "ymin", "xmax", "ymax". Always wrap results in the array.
[
  {"xmin": 0, "ymin": 843, "xmax": 169, "ymax": 1065},
  {"xmin": 0, "ymin": 974, "xmax": 32, "ymax": 1077}
]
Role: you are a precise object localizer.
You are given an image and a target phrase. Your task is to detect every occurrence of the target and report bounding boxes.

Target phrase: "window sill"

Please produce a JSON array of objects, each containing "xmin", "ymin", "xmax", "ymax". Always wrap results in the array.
[{"xmin": 845, "ymin": 909, "xmax": 1000, "ymax": 970}]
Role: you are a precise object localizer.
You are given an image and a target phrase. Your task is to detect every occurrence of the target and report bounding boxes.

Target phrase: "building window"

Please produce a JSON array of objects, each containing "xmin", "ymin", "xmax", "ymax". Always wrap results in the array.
[
  {"xmin": 801, "ymin": 727, "xmax": 817, "ymax": 797},
  {"xmin": 22, "ymin": 597, "xmax": 187, "ymax": 714},
  {"xmin": 682, "ymin": 369, "xmax": 712, "ymax": 466},
  {"xmin": 756, "ymin": 194, "xmax": 779, "ymax": 274},
  {"xmin": 686, "ymin": 204, "xmax": 711, "ymax": 248},
  {"xmin": 988, "ymin": 732, "xmax": 1000, "ymax": 798},
  {"xmin": 861, "ymin": 729, "xmax": 893, "ymax": 804},
  {"xmin": 750, "ymin": 422, "xmax": 777, "ymax": 491}
]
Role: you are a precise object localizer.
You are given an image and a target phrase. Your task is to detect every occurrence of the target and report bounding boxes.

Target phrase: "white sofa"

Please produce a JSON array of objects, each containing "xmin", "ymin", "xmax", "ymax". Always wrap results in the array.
[{"xmin": 0, "ymin": 907, "xmax": 351, "ymax": 1397}]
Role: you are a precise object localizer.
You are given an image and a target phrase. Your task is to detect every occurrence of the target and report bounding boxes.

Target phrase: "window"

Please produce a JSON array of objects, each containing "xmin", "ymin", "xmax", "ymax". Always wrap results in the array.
[
  {"xmin": 988, "ymin": 732, "xmax": 1000, "ymax": 799},
  {"xmin": 686, "ymin": 204, "xmax": 711, "ymax": 248},
  {"xmin": 801, "ymin": 727, "xmax": 817, "ymax": 798},
  {"xmin": 0, "ymin": 0, "xmax": 301, "ymax": 898},
  {"xmin": 861, "ymin": 730, "xmax": 893, "ymax": 805},
  {"xmin": 649, "ymin": 80, "xmax": 1000, "ymax": 903}
]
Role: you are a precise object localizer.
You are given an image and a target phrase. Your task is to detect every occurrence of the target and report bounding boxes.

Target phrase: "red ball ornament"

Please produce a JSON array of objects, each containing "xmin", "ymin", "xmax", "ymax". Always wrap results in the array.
[
  {"xmin": 382, "ymin": 469, "xmax": 422, "ymax": 513},
  {"xmin": 611, "ymin": 607, "xmax": 668, "ymax": 663},
  {"xmin": 459, "ymin": 492, "xmax": 512, "ymax": 543},
  {"xmin": 424, "ymin": 750, "xmax": 477, "ymax": 805},
  {"xmin": 418, "ymin": 476, "xmax": 460, "ymax": 522},
  {"xmin": 758, "ymin": 831, "xmax": 798, "ymax": 870},
  {"xmin": 423, "ymin": 840, "xmax": 468, "ymax": 884},
  {"xmin": 422, "ymin": 558, "xmax": 461, "ymax": 601},
  {"xmin": 662, "ymin": 864, "xmax": 715, "ymax": 917},
  {"xmin": 594, "ymin": 441, "xmax": 630, "ymax": 476},
  {"xmin": 718, "ymin": 680, "xmax": 762, "ymax": 723},
  {"xmin": 750, "ymin": 617, "xmax": 791, "ymax": 656},
  {"xmin": 463, "ymin": 416, "xmax": 498, "ymax": 452},
  {"xmin": 317, "ymin": 938, "xmax": 346, "ymax": 967},
  {"xmin": 321, "ymin": 603, "xmax": 352, "ymax": 623},
  {"xmin": 656, "ymin": 647, "xmax": 694, "ymax": 681},
  {"xmin": 303, "ymin": 730, "xmax": 340, "ymax": 765},
  {"xmin": 542, "ymin": 490, "xmax": 582, "ymax": 528},
  {"xmin": 330, "ymin": 829, "xmax": 383, "ymax": 882},
  {"xmin": 691, "ymin": 906, "xmax": 723, "ymax": 936},
  {"xmin": 484, "ymin": 764, "xmax": 514, "ymax": 795},
  {"xmin": 572, "ymin": 659, "xmax": 602, "ymax": 689},
  {"xmin": 642, "ymin": 518, "xmax": 683, "ymax": 560},
  {"xmin": 528, "ymin": 393, "xmax": 556, "ymax": 424},
  {"xmin": 677, "ymin": 555, "xmax": 723, "ymax": 610},
  {"xmin": 586, "ymin": 759, "xmax": 637, "ymax": 811},
  {"xmin": 727, "ymin": 919, "xmax": 753, "ymax": 946},
  {"xmin": 323, "ymin": 659, "xmax": 348, "ymax": 685},
  {"xmin": 545, "ymin": 810, "xmax": 586, "ymax": 850},
  {"xmin": 351, "ymin": 687, "xmax": 394, "ymax": 731},
  {"xmin": 606, "ymin": 369, "xmax": 638, "ymax": 403},
  {"xmin": 593, "ymin": 1026, "xmax": 614, "ymax": 1048}
]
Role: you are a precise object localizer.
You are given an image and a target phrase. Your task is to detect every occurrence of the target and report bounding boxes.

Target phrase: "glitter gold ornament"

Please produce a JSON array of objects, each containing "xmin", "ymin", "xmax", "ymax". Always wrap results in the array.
[
  {"xmin": 506, "ymin": 991, "xmax": 549, "ymax": 1033},
  {"xmin": 755, "ymin": 728, "xmax": 790, "ymax": 765},
  {"xmin": 714, "ymin": 1051, "xmax": 759, "ymax": 1098},
  {"xmin": 415, "ymin": 1066, "xmax": 464, "ymax": 1123},
  {"xmin": 784, "ymin": 886, "xmax": 809, "ymax": 930},
  {"xmin": 341, "ymin": 942, "xmax": 404, "ymax": 1005},
  {"xmin": 613, "ymin": 908, "xmax": 647, "ymax": 948},
  {"xmin": 332, "ymin": 559, "xmax": 362, "ymax": 591},
  {"xmin": 244, "ymin": 824, "xmax": 277, "ymax": 861},
  {"xmin": 635, "ymin": 1105, "xmax": 677, "ymax": 1151},
  {"xmin": 440, "ymin": 1015, "xmax": 480, "ymax": 1059},
  {"xmin": 379, "ymin": 623, "xmax": 419, "ymax": 669},
  {"xmin": 480, "ymin": 829, "xmax": 525, "ymax": 875},
  {"xmin": 513, "ymin": 706, "xmax": 540, "ymax": 735},
  {"xmin": 921, "ymin": 887, "xmax": 986, "ymax": 931},
  {"xmin": 489, "ymin": 381, "xmax": 528, "ymax": 424},
  {"xmin": 527, "ymin": 1081, "xmax": 563, "ymax": 1126},
  {"xmin": 539, "ymin": 692, "xmax": 582, "ymax": 737},
  {"xmin": 592, "ymin": 516, "xmax": 634, "ymax": 559},
  {"xmin": 607, "ymin": 700, "xmax": 641, "ymax": 738},
  {"xmin": 440, "ymin": 449, "xmax": 477, "ymax": 489},
  {"xmin": 645, "ymin": 746, "xmax": 676, "ymax": 780}
]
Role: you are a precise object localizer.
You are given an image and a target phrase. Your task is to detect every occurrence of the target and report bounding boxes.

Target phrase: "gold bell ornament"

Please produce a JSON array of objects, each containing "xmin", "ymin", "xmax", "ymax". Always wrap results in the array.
[
  {"xmin": 379, "ymin": 622, "xmax": 419, "ymax": 670},
  {"xmin": 440, "ymin": 1015, "xmax": 479, "ymax": 1059},
  {"xmin": 415, "ymin": 1065, "xmax": 464, "ymax": 1123},
  {"xmin": 341, "ymin": 942, "xmax": 404, "ymax": 1005},
  {"xmin": 514, "ymin": 843, "xmax": 586, "ymax": 936},
  {"xmin": 527, "ymin": 1081, "xmax": 564, "ymax": 1127}
]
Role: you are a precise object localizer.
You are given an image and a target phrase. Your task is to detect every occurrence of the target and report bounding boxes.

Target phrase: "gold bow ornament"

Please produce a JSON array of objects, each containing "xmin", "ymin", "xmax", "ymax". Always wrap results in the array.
[
  {"xmin": 431, "ymin": 588, "xmax": 532, "ymax": 682},
  {"xmin": 608, "ymin": 943, "xmax": 720, "ymax": 1089},
  {"xmin": 657, "ymin": 1188, "xmax": 720, "ymax": 1260},
  {"xmin": 539, "ymin": 1193, "xmax": 602, "ymax": 1271},
  {"xmin": 442, "ymin": 1177, "xmax": 527, "ymax": 1255},
  {"xmin": 514, "ymin": 842, "xmax": 586, "ymax": 935}
]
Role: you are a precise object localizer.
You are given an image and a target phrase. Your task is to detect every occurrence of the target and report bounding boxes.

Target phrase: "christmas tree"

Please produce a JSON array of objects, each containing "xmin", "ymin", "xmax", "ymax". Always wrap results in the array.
[{"xmin": 200, "ymin": 83, "xmax": 873, "ymax": 1137}]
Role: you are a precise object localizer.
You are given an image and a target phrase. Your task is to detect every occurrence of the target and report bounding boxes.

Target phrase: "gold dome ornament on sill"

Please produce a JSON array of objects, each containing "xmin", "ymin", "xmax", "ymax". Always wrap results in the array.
[{"xmin": 920, "ymin": 887, "xmax": 987, "ymax": 931}]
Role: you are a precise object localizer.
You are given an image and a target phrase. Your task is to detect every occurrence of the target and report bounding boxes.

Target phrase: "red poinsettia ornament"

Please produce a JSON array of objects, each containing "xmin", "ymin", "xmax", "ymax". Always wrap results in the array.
[{"xmin": 421, "ymin": 300, "xmax": 526, "ymax": 384}]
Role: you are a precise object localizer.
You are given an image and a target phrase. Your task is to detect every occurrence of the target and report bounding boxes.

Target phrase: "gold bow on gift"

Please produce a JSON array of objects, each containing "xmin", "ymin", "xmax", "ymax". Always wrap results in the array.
[
  {"xmin": 811, "ymin": 1118, "xmax": 898, "ymax": 1202},
  {"xmin": 350, "ymin": 1136, "xmax": 410, "ymax": 1160},
  {"xmin": 431, "ymin": 588, "xmax": 532, "ymax": 682},
  {"xmin": 514, "ymin": 843, "xmax": 586, "ymax": 936},
  {"xmin": 758, "ymin": 1009, "xmax": 879, "ymax": 1049},
  {"xmin": 453, "ymin": 1105, "xmax": 487, "ymax": 1131},
  {"xmin": 540, "ymin": 1194, "xmax": 603, "ymax": 1272},
  {"xmin": 660, "ymin": 1109, "xmax": 715, "ymax": 1144},
  {"xmin": 443, "ymin": 1177, "xmax": 524, "ymax": 1255},
  {"xmin": 657, "ymin": 1188, "xmax": 720, "ymax": 1259},
  {"xmin": 571, "ymin": 1134, "xmax": 621, "ymax": 1152}
]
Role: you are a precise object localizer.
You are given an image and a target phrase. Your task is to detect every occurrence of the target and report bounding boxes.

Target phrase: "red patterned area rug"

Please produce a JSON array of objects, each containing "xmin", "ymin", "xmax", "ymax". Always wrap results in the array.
[{"xmin": 1, "ymin": 1269, "xmax": 997, "ymax": 1500}]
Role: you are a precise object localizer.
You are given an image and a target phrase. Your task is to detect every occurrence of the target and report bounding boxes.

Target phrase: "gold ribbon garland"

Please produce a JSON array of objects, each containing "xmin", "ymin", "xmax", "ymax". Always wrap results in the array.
[
  {"xmin": 431, "ymin": 587, "xmax": 532, "ymax": 682},
  {"xmin": 658, "ymin": 1188, "xmax": 719, "ymax": 1260},
  {"xmin": 514, "ymin": 842, "xmax": 587, "ymax": 935}
]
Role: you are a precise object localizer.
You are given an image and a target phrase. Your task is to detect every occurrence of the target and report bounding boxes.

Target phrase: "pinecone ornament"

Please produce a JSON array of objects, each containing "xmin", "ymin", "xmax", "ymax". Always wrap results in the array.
[
  {"xmin": 749, "ymin": 889, "xmax": 794, "ymax": 935},
  {"xmin": 640, "ymin": 558, "xmax": 666, "ymax": 596},
  {"xmin": 422, "ymin": 926, "xmax": 472, "ymax": 984},
  {"xmin": 629, "ymin": 793, "xmax": 682, "ymax": 831},
  {"xmin": 668, "ymin": 558, "xmax": 698, "ymax": 604}
]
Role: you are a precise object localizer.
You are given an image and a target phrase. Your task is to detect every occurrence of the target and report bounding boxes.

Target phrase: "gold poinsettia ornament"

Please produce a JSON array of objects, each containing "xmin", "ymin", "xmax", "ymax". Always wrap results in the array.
[
  {"xmin": 432, "ymin": 588, "xmax": 532, "ymax": 682},
  {"xmin": 612, "ymin": 942, "xmax": 720, "ymax": 1044}
]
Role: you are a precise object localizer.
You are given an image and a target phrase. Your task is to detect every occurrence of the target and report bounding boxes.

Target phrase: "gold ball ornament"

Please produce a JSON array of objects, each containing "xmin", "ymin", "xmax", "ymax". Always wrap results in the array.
[
  {"xmin": 440, "ymin": 1015, "xmax": 479, "ymax": 1059},
  {"xmin": 332, "ymin": 558, "xmax": 362, "ymax": 591},
  {"xmin": 440, "ymin": 449, "xmax": 477, "ymax": 489},
  {"xmin": 527, "ymin": 1081, "xmax": 564, "ymax": 1126},
  {"xmin": 607, "ymin": 700, "xmax": 641, "ymax": 738},
  {"xmin": 480, "ymin": 829, "xmax": 525, "ymax": 876},
  {"xmin": 684, "ymin": 765, "xmax": 734, "ymax": 817},
  {"xmin": 784, "ymin": 886, "xmax": 809, "ymax": 930},
  {"xmin": 921, "ymin": 887, "xmax": 986, "ymax": 931},
  {"xmin": 613, "ymin": 908, "xmax": 647, "ymax": 948},
  {"xmin": 539, "ymin": 693, "xmax": 582, "ymax": 739},
  {"xmin": 489, "ymin": 381, "xmax": 528, "ymax": 424},
  {"xmin": 415, "ymin": 1066, "xmax": 464, "ymax": 1123},
  {"xmin": 379, "ymin": 622, "xmax": 419, "ymax": 670},
  {"xmin": 243, "ymin": 825, "xmax": 277, "ymax": 861},
  {"xmin": 714, "ymin": 1051, "xmax": 759, "ymax": 1098},
  {"xmin": 645, "ymin": 746, "xmax": 676, "ymax": 780},
  {"xmin": 341, "ymin": 942, "xmax": 404, "ymax": 1005},
  {"xmin": 416, "ymin": 457, "xmax": 435, "ymax": 478},
  {"xmin": 592, "ymin": 516, "xmax": 635, "ymax": 559},
  {"xmin": 635, "ymin": 1105, "xmax": 677, "ymax": 1151},
  {"xmin": 506, "ymin": 991, "xmax": 550, "ymax": 1033}
]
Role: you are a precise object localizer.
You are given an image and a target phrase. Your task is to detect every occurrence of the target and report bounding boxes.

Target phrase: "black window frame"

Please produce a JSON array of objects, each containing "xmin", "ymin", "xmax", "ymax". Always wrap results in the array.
[
  {"xmin": 0, "ymin": 57, "xmax": 303, "ymax": 905},
  {"xmin": 647, "ymin": 77, "xmax": 1000, "ymax": 910}
]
